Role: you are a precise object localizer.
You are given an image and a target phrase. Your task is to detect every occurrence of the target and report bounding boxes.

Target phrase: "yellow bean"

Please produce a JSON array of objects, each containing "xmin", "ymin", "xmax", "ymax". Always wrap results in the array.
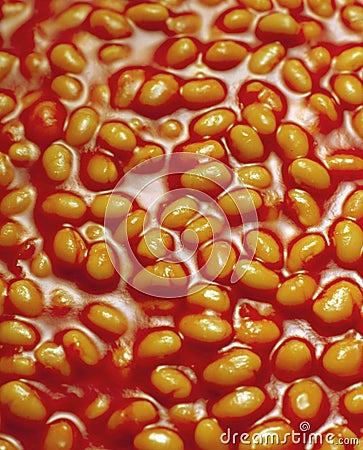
[
  {"xmin": 287, "ymin": 189, "xmax": 321, "ymax": 227},
  {"xmin": 322, "ymin": 338, "xmax": 363, "ymax": 378},
  {"xmin": 249, "ymin": 42, "xmax": 286, "ymax": 74},
  {"xmin": 236, "ymin": 317, "xmax": 281, "ymax": 346},
  {"xmin": 235, "ymin": 259, "xmax": 280, "ymax": 290},
  {"xmin": 343, "ymin": 384, "xmax": 363, "ymax": 415},
  {"xmin": 91, "ymin": 194, "xmax": 131, "ymax": 220},
  {"xmin": 276, "ymin": 123, "xmax": 310, "ymax": 159},
  {"xmin": 242, "ymin": 103, "xmax": 277, "ymax": 135},
  {"xmin": 42, "ymin": 193, "xmax": 87, "ymax": 220},
  {"xmin": 8, "ymin": 141, "xmax": 40, "ymax": 164},
  {"xmin": 166, "ymin": 38, "xmax": 198, "ymax": 68},
  {"xmin": 86, "ymin": 242, "xmax": 115, "ymax": 281},
  {"xmin": 113, "ymin": 69, "xmax": 145, "ymax": 108},
  {"xmin": 326, "ymin": 154, "xmax": 363, "ymax": 171},
  {"xmin": 8, "ymin": 278, "xmax": 44, "ymax": 317},
  {"xmin": 245, "ymin": 230, "xmax": 282, "ymax": 265},
  {"xmin": 139, "ymin": 74, "xmax": 178, "ymax": 108},
  {"xmin": 194, "ymin": 418, "xmax": 228, "ymax": 450},
  {"xmin": 203, "ymin": 348, "xmax": 261, "ymax": 386},
  {"xmin": 289, "ymin": 158, "xmax": 331, "ymax": 190},
  {"xmin": 85, "ymin": 394, "xmax": 110, "ymax": 420},
  {"xmin": 205, "ymin": 41, "xmax": 247, "ymax": 70},
  {"xmin": 238, "ymin": 0, "xmax": 272, "ymax": 11},
  {"xmin": 65, "ymin": 107, "xmax": 99, "ymax": 146},
  {"xmin": 107, "ymin": 400, "xmax": 158, "ymax": 430},
  {"xmin": 0, "ymin": 381, "xmax": 47, "ymax": 421},
  {"xmin": 0, "ymin": 187, "xmax": 33, "ymax": 216},
  {"xmin": 137, "ymin": 229, "xmax": 173, "ymax": 260},
  {"xmin": 184, "ymin": 216, "xmax": 223, "ymax": 245},
  {"xmin": 35, "ymin": 342, "xmax": 71, "ymax": 377},
  {"xmin": 53, "ymin": 228, "xmax": 87, "ymax": 265},
  {"xmin": 257, "ymin": 12, "xmax": 300, "ymax": 36},
  {"xmin": 335, "ymin": 47, "xmax": 363, "ymax": 72},
  {"xmin": 50, "ymin": 44, "xmax": 86, "ymax": 73},
  {"xmin": 0, "ymin": 51, "xmax": 16, "ymax": 82},
  {"xmin": 30, "ymin": 252, "xmax": 52, "ymax": 278},
  {"xmin": 0, "ymin": 153, "xmax": 14, "ymax": 187},
  {"xmin": 87, "ymin": 303, "xmax": 128, "ymax": 335},
  {"xmin": 151, "ymin": 367, "xmax": 192, "ymax": 399},
  {"xmin": 43, "ymin": 421, "xmax": 74, "ymax": 450},
  {"xmin": 126, "ymin": 3, "xmax": 169, "ymax": 27},
  {"xmin": 333, "ymin": 74, "xmax": 363, "ymax": 105},
  {"xmin": 137, "ymin": 330, "xmax": 182, "ymax": 359},
  {"xmin": 236, "ymin": 165, "xmax": 272, "ymax": 188},
  {"xmin": 222, "ymin": 8, "xmax": 254, "ymax": 32},
  {"xmin": 63, "ymin": 329, "xmax": 100, "ymax": 366},
  {"xmin": 332, "ymin": 219, "xmax": 363, "ymax": 264},
  {"xmin": 181, "ymin": 79, "xmax": 225, "ymax": 107},
  {"xmin": 229, "ymin": 124, "xmax": 264, "ymax": 161},
  {"xmin": 307, "ymin": 46, "xmax": 331, "ymax": 73},
  {"xmin": 0, "ymin": 354, "xmax": 35, "ymax": 376},
  {"xmin": 181, "ymin": 161, "xmax": 232, "ymax": 193},
  {"xmin": 238, "ymin": 420, "xmax": 293, "ymax": 450},
  {"xmin": 0, "ymin": 319, "xmax": 37, "ymax": 347},
  {"xmin": 55, "ymin": 4, "xmax": 92, "ymax": 30},
  {"xmin": 0, "ymin": 221, "xmax": 23, "ymax": 247},
  {"xmin": 342, "ymin": 189, "xmax": 363, "ymax": 220},
  {"xmin": 218, "ymin": 189, "xmax": 263, "ymax": 216},
  {"xmin": 0, "ymin": 93, "xmax": 15, "ymax": 118},
  {"xmin": 200, "ymin": 241, "xmax": 237, "ymax": 280},
  {"xmin": 42, "ymin": 144, "xmax": 73, "ymax": 182},
  {"xmin": 186, "ymin": 284, "xmax": 230, "ymax": 312},
  {"xmin": 342, "ymin": 4, "xmax": 363, "ymax": 32},
  {"xmin": 179, "ymin": 314, "xmax": 232, "ymax": 343},
  {"xmin": 51, "ymin": 75, "xmax": 82, "ymax": 100},
  {"xmin": 98, "ymin": 121, "xmax": 136, "ymax": 153},
  {"xmin": 307, "ymin": 0, "xmax": 334, "ymax": 17},
  {"xmin": 86, "ymin": 153, "xmax": 118, "ymax": 185},
  {"xmin": 282, "ymin": 59, "xmax": 312, "ymax": 93},
  {"xmin": 309, "ymin": 93, "xmax": 338, "ymax": 123},
  {"xmin": 90, "ymin": 9, "xmax": 131, "ymax": 39},
  {"xmin": 212, "ymin": 386, "xmax": 266, "ymax": 419},
  {"xmin": 193, "ymin": 108, "xmax": 236, "ymax": 137},
  {"xmin": 182, "ymin": 140, "xmax": 226, "ymax": 160},
  {"xmin": 276, "ymin": 274, "xmax": 317, "ymax": 307},
  {"xmin": 125, "ymin": 144, "xmax": 164, "ymax": 171},
  {"xmin": 161, "ymin": 196, "xmax": 197, "ymax": 229},
  {"xmin": 287, "ymin": 233, "xmax": 326, "ymax": 272},
  {"xmin": 133, "ymin": 428, "xmax": 184, "ymax": 450},
  {"xmin": 273, "ymin": 339, "xmax": 313, "ymax": 380},
  {"xmin": 285, "ymin": 380, "xmax": 324, "ymax": 421}
]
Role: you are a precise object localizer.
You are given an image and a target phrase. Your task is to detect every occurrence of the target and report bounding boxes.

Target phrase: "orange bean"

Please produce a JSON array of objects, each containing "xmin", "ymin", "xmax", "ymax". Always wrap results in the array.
[
  {"xmin": 181, "ymin": 79, "xmax": 225, "ymax": 107},
  {"xmin": 212, "ymin": 386, "xmax": 266, "ymax": 419},
  {"xmin": 287, "ymin": 233, "xmax": 326, "ymax": 272},
  {"xmin": 166, "ymin": 38, "xmax": 198, "ymax": 68},
  {"xmin": 90, "ymin": 9, "xmax": 131, "ymax": 39},
  {"xmin": 205, "ymin": 41, "xmax": 247, "ymax": 70}
]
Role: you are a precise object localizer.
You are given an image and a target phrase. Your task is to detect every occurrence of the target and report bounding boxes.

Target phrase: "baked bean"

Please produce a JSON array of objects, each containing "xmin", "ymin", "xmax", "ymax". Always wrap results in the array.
[
  {"xmin": 342, "ymin": 4, "xmax": 363, "ymax": 32},
  {"xmin": 114, "ymin": 209, "xmax": 146, "ymax": 242},
  {"xmin": 94, "ymin": 0, "xmax": 126, "ymax": 10},
  {"xmin": 42, "ymin": 144, "xmax": 73, "ymax": 182},
  {"xmin": 54, "ymin": 3, "xmax": 91, "ymax": 29},
  {"xmin": 151, "ymin": 367, "xmax": 192, "ymax": 399},
  {"xmin": 289, "ymin": 158, "xmax": 331, "ymax": 190},
  {"xmin": 194, "ymin": 418, "xmax": 228, "ymax": 450},
  {"xmin": 235, "ymin": 259, "xmax": 280, "ymax": 290},
  {"xmin": 50, "ymin": 44, "xmax": 86, "ymax": 73},
  {"xmin": 236, "ymin": 316, "xmax": 281, "ymax": 346},
  {"xmin": 0, "ymin": 222, "xmax": 23, "ymax": 247},
  {"xmin": 0, "ymin": 93, "xmax": 15, "ymax": 118},
  {"xmin": 277, "ymin": 0, "xmax": 302, "ymax": 8},
  {"xmin": 184, "ymin": 215, "xmax": 223, "ymax": 245},
  {"xmin": 127, "ymin": 3, "xmax": 169, "ymax": 28},
  {"xmin": 107, "ymin": 399, "xmax": 158, "ymax": 430},
  {"xmin": 182, "ymin": 140, "xmax": 226, "ymax": 159},
  {"xmin": 229, "ymin": 124, "xmax": 264, "ymax": 162},
  {"xmin": 218, "ymin": 189, "xmax": 262, "ymax": 216},
  {"xmin": 125, "ymin": 144, "xmax": 164, "ymax": 171},
  {"xmin": 137, "ymin": 330, "xmax": 182, "ymax": 359},
  {"xmin": 85, "ymin": 225, "xmax": 104, "ymax": 241},
  {"xmin": 23, "ymin": 52, "xmax": 49, "ymax": 79},
  {"xmin": 133, "ymin": 427, "xmax": 184, "ymax": 450},
  {"xmin": 86, "ymin": 153, "xmax": 118, "ymax": 185},
  {"xmin": 273, "ymin": 339, "xmax": 313, "ymax": 380},
  {"xmin": 53, "ymin": 228, "xmax": 87, "ymax": 265},
  {"xmin": 168, "ymin": 403, "xmax": 202, "ymax": 425},
  {"xmin": 179, "ymin": 314, "xmax": 232, "ymax": 344},
  {"xmin": 201, "ymin": 241, "xmax": 237, "ymax": 280},
  {"xmin": 221, "ymin": 8, "xmax": 254, "ymax": 32},
  {"xmin": 42, "ymin": 193, "xmax": 87, "ymax": 221},
  {"xmin": 51, "ymin": 75, "xmax": 82, "ymax": 100},
  {"xmin": 0, "ymin": 187, "xmax": 33, "ymax": 217},
  {"xmin": 181, "ymin": 161, "xmax": 232, "ymax": 193},
  {"xmin": 90, "ymin": 9, "xmax": 131, "ymax": 39},
  {"xmin": 63, "ymin": 329, "xmax": 101, "ymax": 366},
  {"xmin": 287, "ymin": 189, "xmax": 321, "ymax": 227},
  {"xmin": 98, "ymin": 121, "xmax": 136, "ymax": 153},
  {"xmin": 307, "ymin": 46, "xmax": 331, "ymax": 73},
  {"xmin": 245, "ymin": 230, "xmax": 282, "ymax": 265},
  {"xmin": 0, "ymin": 354, "xmax": 35, "ymax": 376},
  {"xmin": 249, "ymin": 42, "xmax": 286, "ymax": 74},
  {"xmin": 0, "ymin": 319, "xmax": 37, "ymax": 347},
  {"xmin": 343, "ymin": 190, "xmax": 363, "ymax": 220},
  {"xmin": 8, "ymin": 141, "xmax": 39, "ymax": 164},
  {"xmin": 193, "ymin": 108, "xmax": 235, "ymax": 138},
  {"xmin": 277, "ymin": 274, "xmax": 317, "ymax": 307},
  {"xmin": 343, "ymin": 384, "xmax": 363, "ymax": 416},
  {"xmin": 332, "ymin": 220, "xmax": 363, "ymax": 265},
  {"xmin": 203, "ymin": 348, "xmax": 261, "ymax": 386},
  {"xmin": 285, "ymin": 379, "xmax": 325, "ymax": 421},
  {"xmin": 212, "ymin": 386, "xmax": 266, "ymax": 419},
  {"xmin": 159, "ymin": 120, "xmax": 183, "ymax": 139},
  {"xmin": 245, "ymin": 81, "xmax": 285, "ymax": 113},
  {"xmin": 50, "ymin": 289, "xmax": 74, "ymax": 311},
  {"xmin": 86, "ymin": 242, "xmax": 115, "ymax": 281},
  {"xmin": 181, "ymin": 79, "xmax": 225, "ymax": 108},
  {"xmin": 322, "ymin": 338, "xmax": 363, "ymax": 378},
  {"xmin": 243, "ymin": 103, "xmax": 277, "ymax": 135},
  {"xmin": 139, "ymin": 74, "xmax": 178, "ymax": 108},
  {"xmin": 326, "ymin": 154, "xmax": 363, "ymax": 171},
  {"xmin": 137, "ymin": 229, "xmax": 173, "ymax": 260},
  {"xmin": 307, "ymin": 0, "xmax": 334, "ymax": 17},
  {"xmin": 166, "ymin": 38, "xmax": 198, "ymax": 68},
  {"xmin": 335, "ymin": 47, "xmax": 363, "ymax": 72},
  {"xmin": 0, "ymin": 153, "xmax": 14, "ymax": 187},
  {"xmin": 238, "ymin": 0, "xmax": 272, "ymax": 11},
  {"xmin": 278, "ymin": 125, "xmax": 310, "ymax": 161},
  {"xmin": 257, "ymin": 12, "xmax": 300, "ymax": 37},
  {"xmin": 35, "ymin": 342, "xmax": 71, "ymax": 376},
  {"xmin": 282, "ymin": 59, "xmax": 312, "ymax": 93},
  {"xmin": 87, "ymin": 303, "xmax": 128, "ymax": 336},
  {"xmin": 85, "ymin": 393, "xmax": 110, "ymax": 419},
  {"xmin": 8, "ymin": 279, "xmax": 43, "ymax": 317},
  {"xmin": 309, "ymin": 93, "xmax": 339, "ymax": 123},
  {"xmin": 31, "ymin": 252, "xmax": 52, "ymax": 278},
  {"xmin": 353, "ymin": 108, "xmax": 363, "ymax": 139},
  {"xmin": 91, "ymin": 194, "xmax": 131, "ymax": 220},
  {"xmin": 43, "ymin": 421, "xmax": 74, "ymax": 450},
  {"xmin": 313, "ymin": 280, "xmax": 362, "ymax": 325},
  {"xmin": 238, "ymin": 420, "xmax": 293, "ymax": 450},
  {"xmin": 167, "ymin": 13, "xmax": 201, "ymax": 35},
  {"xmin": 287, "ymin": 234, "xmax": 326, "ymax": 272},
  {"xmin": 90, "ymin": 84, "xmax": 110, "ymax": 105},
  {"xmin": 0, "ymin": 51, "xmax": 16, "ymax": 82},
  {"xmin": 333, "ymin": 74, "xmax": 363, "ymax": 105},
  {"xmin": 65, "ymin": 107, "xmax": 99, "ymax": 146},
  {"xmin": 99, "ymin": 44, "xmax": 130, "ymax": 63},
  {"xmin": 205, "ymin": 41, "xmax": 247, "ymax": 70},
  {"xmin": 236, "ymin": 165, "xmax": 272, "ymax": 188},
  {"xmin": 162, "ymin": 196, "xmax": 197, "ymax": 229},
  {"xmin": 187, "ymin": 284, "xmax": 230, "ymax": 312},
  {"xmin": 0, "ymin": 277, "xmax": 6, "ymax": 315},
  {"xmin": 0, "ymin": 381, "xmax": 47, "ymax": 421},
  {"xmin": 113, "ymin": 69, "xmax": 145, "ymax": 108}
]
